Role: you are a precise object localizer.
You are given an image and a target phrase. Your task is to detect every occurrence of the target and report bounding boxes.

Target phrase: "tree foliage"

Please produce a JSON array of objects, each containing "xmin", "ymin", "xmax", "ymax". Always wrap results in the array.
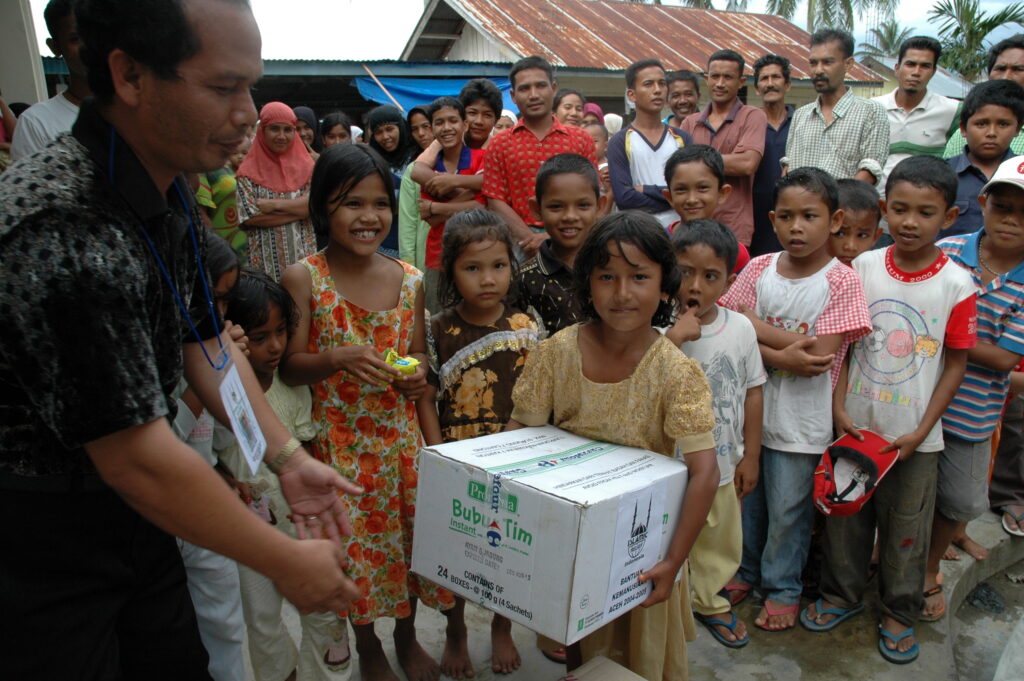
[
  {"xmin": 928, "ymin": 0, "xmax": 1024, "ymax": 82},
  {"xmin": 856, "ymin": 19, "xmax": 914, "ymax": 59}
]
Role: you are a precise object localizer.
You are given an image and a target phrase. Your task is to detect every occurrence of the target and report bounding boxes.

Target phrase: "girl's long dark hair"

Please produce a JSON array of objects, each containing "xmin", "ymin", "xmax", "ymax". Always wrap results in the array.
[
  {"xmin": 439, "ymin": 209, "xmax": 518, "ymax": 309},
  {"xmin": 308, "ymin": 144, "xmax": 395, "ymax": 242},
  {"xmin": 573, "ymin": 211, "xmax": 680, "ymax": 328}
]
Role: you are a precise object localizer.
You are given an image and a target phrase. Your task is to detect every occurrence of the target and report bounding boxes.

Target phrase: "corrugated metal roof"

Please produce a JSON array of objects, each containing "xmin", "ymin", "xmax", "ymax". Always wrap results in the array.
[{"xmin": 404, "ymin": 0, "xmax": 884, "ymax": 83}]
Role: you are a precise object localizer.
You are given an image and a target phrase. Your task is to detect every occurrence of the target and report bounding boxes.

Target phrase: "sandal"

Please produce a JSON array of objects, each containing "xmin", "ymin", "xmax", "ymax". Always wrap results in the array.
[
  {"xmin": 799, "ymin": 598, "xmax": 865, "ymax": 632},
  {"xmin": 324, "ymin": 641, "xmax": 351, "ymax": 671},
  {"xmin": 541, "ymin": 647, "xmax": 567, "ymax": 664},
  {"xmin": 723, "ymin": 581, "xmax": 753, "ymax": 606},
  {"xmin": 1001, "ymin": 507, "xmax": 1024, "ymax": 537},
  {"xmin": 919, "ymin": 583, "xmax": 946, "ymax": 622},
  {"xmin": 754, "ymin": 600, "xmax": 798, "ymax": 632},
  {"xmin": 878, "ymin": 625, "xmax": 919, "ymax": 664},
  {"xmin": 695, "ymin": 611, "xmax": 750, "ymax": 649}
]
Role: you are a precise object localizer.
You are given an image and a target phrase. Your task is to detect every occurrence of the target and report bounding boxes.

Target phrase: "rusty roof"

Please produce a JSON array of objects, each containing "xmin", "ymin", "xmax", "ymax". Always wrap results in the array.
[{"xmin": 403, "ymin": 0, "xmax": 883, "ymax": 83}]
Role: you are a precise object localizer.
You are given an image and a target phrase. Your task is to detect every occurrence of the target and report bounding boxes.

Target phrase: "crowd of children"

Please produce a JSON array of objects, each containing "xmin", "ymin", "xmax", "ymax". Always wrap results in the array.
[{"xmin": 81, "ymin": 39, "xmax": 1024, "ymax": 681}]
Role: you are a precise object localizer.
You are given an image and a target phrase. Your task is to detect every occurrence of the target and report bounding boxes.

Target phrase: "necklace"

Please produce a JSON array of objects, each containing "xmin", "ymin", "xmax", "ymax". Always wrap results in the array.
[{"xmin": 979, "ymin": 236, "xmax": 1008, "ymax": 277}]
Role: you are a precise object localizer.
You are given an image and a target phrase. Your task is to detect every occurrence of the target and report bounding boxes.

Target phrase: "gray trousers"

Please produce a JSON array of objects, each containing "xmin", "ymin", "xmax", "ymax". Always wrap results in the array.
[
  {"xmin": 819, "ymin": 450, "xmax": 938, "ymax": 627},
  {"xmin": 991, "ymin": 395, "xmax": 1024, "ymax": 509}
]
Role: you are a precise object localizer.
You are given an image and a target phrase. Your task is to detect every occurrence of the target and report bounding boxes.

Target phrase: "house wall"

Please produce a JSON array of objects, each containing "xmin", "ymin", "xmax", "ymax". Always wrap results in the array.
[{"xmin": 447, "ymin": 25, "xmax": 508, "ymax": 62}]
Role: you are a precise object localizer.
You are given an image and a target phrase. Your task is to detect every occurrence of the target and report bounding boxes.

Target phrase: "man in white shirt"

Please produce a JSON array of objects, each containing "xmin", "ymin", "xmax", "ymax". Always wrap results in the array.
[
  {"xmin": 11, "ymin": 0, "xmax": 92, "ymax": 160},
  {"xmin": 873, "ymin": 36, "xmax": 960, "ymax": 189}
]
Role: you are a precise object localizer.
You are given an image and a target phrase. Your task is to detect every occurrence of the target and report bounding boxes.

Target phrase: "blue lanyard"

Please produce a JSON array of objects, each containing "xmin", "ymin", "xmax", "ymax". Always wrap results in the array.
[{"xmin": 108, "ymin": 127, "xmax": 227, "ymax": 370}]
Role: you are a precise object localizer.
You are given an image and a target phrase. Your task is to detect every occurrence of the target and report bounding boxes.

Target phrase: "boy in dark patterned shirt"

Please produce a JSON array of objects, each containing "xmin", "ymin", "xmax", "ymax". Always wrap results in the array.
[{"xmin": 518, "ymin": 153, "xmax": 607, "ymax": 335}]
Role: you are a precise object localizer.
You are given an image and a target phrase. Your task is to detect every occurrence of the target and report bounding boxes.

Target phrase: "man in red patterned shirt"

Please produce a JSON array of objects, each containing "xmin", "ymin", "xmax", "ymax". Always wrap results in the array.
[{"xmin": 483, "ymin": 56, "xmax": 597, "ymax": 255}]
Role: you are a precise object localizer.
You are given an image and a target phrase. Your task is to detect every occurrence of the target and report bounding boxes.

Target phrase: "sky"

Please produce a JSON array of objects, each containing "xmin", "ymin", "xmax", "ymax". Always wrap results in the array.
[{"xmin": 26, "ymin": 0, "xmax": 1022, "ymax": 62}]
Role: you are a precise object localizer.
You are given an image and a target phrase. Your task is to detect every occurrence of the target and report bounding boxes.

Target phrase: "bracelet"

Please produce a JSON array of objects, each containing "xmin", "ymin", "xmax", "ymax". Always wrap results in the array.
[
  {"xmin": 266, "ymin": 437, "xmax": 302, "ymax": 474},
  {"xmin": 428, "ymin": 201, "xmax": 434, "ymax": 216}
]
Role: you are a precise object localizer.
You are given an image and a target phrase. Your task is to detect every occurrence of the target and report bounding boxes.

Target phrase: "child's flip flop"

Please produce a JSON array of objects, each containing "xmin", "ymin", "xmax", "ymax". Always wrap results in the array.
[
  {"xmin": 754, "ymin": 600, "xmax": 799, "ymax": 632},
  {"xmin": 799, "ymin": 598, "xmax": 865, "ymax": 632},
  {"xmin": 1001, "ymin": 507, "xmax": 1024, "ymax": 537},
  {"xmin": 878, "ymin": 625, "xmax": 919, "ymax": 664},
  {"xmin": 695, "ymin": 611, "xmax": 750, "ymax": 649},
  {"xmin": 723, "ymin": 581, "xmax": 753, "ymax": 606},
  {"xmin": 919, "ymin": 584, "xmax": 946, "ymax": 622}
]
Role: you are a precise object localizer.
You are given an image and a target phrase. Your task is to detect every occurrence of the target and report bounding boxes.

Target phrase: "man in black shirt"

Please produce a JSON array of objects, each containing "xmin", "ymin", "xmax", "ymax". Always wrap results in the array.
[{"xmin": 0, "ymin": 0, "xmax": 361, "ymax": 677}]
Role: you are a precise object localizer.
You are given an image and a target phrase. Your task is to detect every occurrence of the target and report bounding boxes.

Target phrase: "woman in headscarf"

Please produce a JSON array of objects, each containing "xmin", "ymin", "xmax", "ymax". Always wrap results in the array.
[
  {"xmin": 236, "ymin": 102, "xmax": 317, "ymax": 281},
  {"xmin": 366, "ymin": 105, "xmax": 415, "ymax": 258},
  {"xmin": 293, "ymin": 105, "xmax": 322, "ymax": 157}
]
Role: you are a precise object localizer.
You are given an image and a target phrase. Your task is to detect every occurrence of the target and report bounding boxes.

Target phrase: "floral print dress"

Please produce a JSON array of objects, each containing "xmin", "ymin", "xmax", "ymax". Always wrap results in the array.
[
  {"xmin": 426, "ymin": 306, "xmax": 543, "ymax": 443},
  {"xmin": 301, "ymin": 252, "xmax": 453, "ymax": 624},
  {"xmin": 237, "ymin": 176, "xmax": 317, "ymax": 281}
]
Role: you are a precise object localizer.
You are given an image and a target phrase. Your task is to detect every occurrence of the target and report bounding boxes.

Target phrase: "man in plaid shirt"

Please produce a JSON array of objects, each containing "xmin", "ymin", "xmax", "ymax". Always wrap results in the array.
[{"xmin": 782, "ymin": 29, "xmax": 889, "ymax": 186}]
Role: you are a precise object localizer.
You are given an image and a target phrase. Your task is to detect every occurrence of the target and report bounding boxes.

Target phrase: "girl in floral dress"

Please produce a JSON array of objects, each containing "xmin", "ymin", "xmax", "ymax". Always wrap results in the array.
[
  {"xmin": 280, "ymin": 144, "xmax": 453, "ymax": 681},
  {"xmin": 416, "ymin": 209, "xmax": 543, "ymax": 678}
]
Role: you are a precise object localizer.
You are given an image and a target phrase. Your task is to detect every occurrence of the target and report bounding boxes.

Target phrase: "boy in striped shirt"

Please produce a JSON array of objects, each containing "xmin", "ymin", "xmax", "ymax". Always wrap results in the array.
[{"xmin": 925, "ymin": 155, "xmax": 1024, "ymax": 620}]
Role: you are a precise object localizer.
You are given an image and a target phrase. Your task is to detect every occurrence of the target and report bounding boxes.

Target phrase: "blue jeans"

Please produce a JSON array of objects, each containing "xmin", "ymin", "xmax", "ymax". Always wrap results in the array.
[{"xmin": 738, "ymin": 447, "xmax": 818, "ymax": 605}]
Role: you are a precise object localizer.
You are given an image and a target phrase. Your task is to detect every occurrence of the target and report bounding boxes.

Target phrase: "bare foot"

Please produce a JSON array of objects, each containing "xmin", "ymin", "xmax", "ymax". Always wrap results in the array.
[
  {"xmin": 394, "ymin": 634, "xmax": 440, "ymax": 681},
  {"xmin": 880, "ymin": 616, "xmax": 916, "ymax": 654},
  {"xmin": 942, "ymin": 544, "xmax": 961, "ymax": 561},
  {"xmin": 356, "ymin": 639, "xmax": 400, "ymax": 681},
  {"xmin": 754, "ymin": 601, "xmax": 797, "ymax": 631},
  {"xmin": 441, "ymin": 620, "xmax": 474, "ymax": 679},
  {"xmin": 952, "ymin": 534, "xmax": 989, "ymax": 561},
  {"xmin": 491, "ymin": 615, "xmax": 522, "ymax": 674}
]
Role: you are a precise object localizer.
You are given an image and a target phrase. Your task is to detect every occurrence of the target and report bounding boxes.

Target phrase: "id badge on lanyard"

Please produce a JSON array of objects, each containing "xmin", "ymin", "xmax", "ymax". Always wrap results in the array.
[{"xmin": 214, "ymin": 346, "xmax": 267, "ymax": 477}]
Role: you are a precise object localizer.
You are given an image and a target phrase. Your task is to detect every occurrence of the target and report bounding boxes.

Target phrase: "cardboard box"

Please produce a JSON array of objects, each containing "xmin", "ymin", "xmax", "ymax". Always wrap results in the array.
[
  {"xmin": 411, "ymin": 425, "xmax": 688, "ymax": 645},
  {"xmin": 558, "ymin": 656, "xmax": 647, "ymax": 681}
]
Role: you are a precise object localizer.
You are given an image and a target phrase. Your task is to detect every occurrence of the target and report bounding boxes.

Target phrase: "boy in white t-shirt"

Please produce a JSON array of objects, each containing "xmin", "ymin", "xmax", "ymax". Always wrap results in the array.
[
  {"xmin": 804, "ymin": 156, "xmax": 976, "ymax": 665},
  {"xmin": 719, "ymin": 168, "xmax": 872, "ymax": 632},
  {"xmin": 668, "ymin": 219, "xmax": 766, "ymax": 648}
]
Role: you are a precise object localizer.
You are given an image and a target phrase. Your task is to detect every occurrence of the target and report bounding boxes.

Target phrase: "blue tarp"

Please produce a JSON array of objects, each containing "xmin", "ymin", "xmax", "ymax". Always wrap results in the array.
[{"xmin": 354, "ymin": 76, "xmax": 516, "ymax": 114}]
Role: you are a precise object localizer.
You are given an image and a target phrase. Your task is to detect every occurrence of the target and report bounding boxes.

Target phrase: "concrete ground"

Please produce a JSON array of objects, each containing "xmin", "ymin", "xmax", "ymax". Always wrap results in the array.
[
  {"xmin": 953, "ymin": 558, "xmax": 1024, "ymax": 681},
  {"xmin": 260, "ymin": 511, "xmax": 1023, "ymax": 681}
]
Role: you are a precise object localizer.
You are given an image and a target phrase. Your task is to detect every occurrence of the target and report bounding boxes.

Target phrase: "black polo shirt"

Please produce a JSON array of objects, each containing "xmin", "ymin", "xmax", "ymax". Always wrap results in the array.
[{"xmin": 0, "ymin": 99, "xmax": 217, "ymax": 481}]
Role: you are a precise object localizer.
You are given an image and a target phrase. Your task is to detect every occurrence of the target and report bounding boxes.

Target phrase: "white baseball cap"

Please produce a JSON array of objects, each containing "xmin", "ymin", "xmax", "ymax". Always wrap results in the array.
[{"xmin": 982, "ymin": 155, "xmax": 1024, "ymax": 194}]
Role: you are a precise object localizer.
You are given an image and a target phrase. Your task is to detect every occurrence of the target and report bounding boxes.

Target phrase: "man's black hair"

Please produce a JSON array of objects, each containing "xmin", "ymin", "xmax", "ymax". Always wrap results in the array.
[
  {"xmin": 510, "ymin": 56, "xmax": 554, "ymax": 89},
  {"xmin": 667, "ymin": 69, "xmax": 701, "ymax": 95},
  {"xmin": 76, "ymin": 0, "xmax": 251, "ymax": 102},
  {"xmin": 428, "ymin": 96, "xmax": 465, "ymax": 122},
  {"xmin": 885, "ymin": 156, "xmax": 958, "ymax": 209},
  {"xmin": 836, "ymin": 178, "xmax": 881, "ymax": 221},
  {"xmin": 44, "ymin": 0, "xmax": 74, "ymax": 40},
  {"xmin": 664, "ymin": 144, "xmax": 725, "ymax": 189},
  {"xmin": 626, "ymin": 59, "xmax": 666, "ymax": 89},
  {"xmin": 753, "ymin": 54, "xmax": 791, "ymax": 84},
  {"xmin": 535, "ymin": 153, "xmax": 600, "ymax": 204},
  {"xmin": 898, "ymin": 36, "xmax": 942, "ymax": 65},
  {"xmin": 774, "ymin": 167, "xmax": 840, "ymax": 214},
  {"xmin": 707, "ymin": 49, "xmax": 745, "ymax": 76},
  {"xmin": 458, "ymin": 78, "xmax": 503, "ymax": 118},
  {"xmin": 961, "ymin": 79, "xmax": 1024, "ymax": 128},
  {"xmin": 573, "ymin": 211, "xmax": 681, "ymax": 327},
  {"xmin": 810, "ymin": 28, "xmax": 855, "ymax": 59},
  {"xmin": 988, "ymin": 33, "xmax": 1024, "ymax": 75},
  {"xmin": 670, "ymin": 218, "xmax": 739, "ymax": 273}
]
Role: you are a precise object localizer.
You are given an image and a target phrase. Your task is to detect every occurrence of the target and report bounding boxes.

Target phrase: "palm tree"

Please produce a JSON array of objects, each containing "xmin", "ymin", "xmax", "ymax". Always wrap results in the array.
[
  {"xmin": 856, "ymin": 19, "xmax": 913, "ymax": 59},
  {"xmin": 672, "ymin": 0, "xmax": 751, "ymax": 10},
  {"xmin": 765, "ymin": 0, "xmax": 898, "ymax": 32},
  {"xmin": 929, "ymin": 0, "xmax": 1024, "ymax": 82}
]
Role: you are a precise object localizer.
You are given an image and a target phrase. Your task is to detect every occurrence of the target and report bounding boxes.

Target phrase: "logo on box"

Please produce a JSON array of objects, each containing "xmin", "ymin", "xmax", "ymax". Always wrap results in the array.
[{"xmin": 627, "ymin": 498, "xmax": 652, "ymax": 560}]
